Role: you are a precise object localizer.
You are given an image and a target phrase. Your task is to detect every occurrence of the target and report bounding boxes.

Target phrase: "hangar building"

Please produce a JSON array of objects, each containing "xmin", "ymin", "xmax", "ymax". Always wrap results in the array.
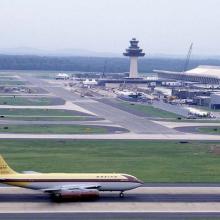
[{"xmin": 155, "ymin": 65, "xmax": 220, "ymax": 84}]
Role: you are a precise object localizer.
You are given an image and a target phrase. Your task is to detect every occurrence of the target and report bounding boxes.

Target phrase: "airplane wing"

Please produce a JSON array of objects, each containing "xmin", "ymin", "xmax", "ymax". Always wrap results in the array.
[{"xmin": 42, "ymin": 184, "xmax": 101, "ymax": 193}]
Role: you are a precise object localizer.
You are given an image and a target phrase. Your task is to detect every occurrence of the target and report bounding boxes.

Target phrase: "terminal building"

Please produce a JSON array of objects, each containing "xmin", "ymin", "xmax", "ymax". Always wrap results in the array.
[
  {"xmin": 155, "ymin": 65, "xmax": 220, "ymax": 84},
  {"xmin": 153, "ymin": 65, "xmax": 220, "ymax": 109}
]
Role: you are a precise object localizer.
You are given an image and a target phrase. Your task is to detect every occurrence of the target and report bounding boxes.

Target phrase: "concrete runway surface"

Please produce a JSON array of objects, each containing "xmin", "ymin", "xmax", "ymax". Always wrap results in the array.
[
  {"xmin": 1, "ymin": 187, "xmax": 220, "ymax": 214},
  {"xmin": 1, "ymin": 187, "xmax": 220, "ymax": 219}
]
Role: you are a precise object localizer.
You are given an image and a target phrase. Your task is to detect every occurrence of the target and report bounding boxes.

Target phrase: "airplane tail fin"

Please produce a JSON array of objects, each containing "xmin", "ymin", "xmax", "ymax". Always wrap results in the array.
[{"xmin": 0, "ymin": 155, "xmax": 16, "ymax": 175}]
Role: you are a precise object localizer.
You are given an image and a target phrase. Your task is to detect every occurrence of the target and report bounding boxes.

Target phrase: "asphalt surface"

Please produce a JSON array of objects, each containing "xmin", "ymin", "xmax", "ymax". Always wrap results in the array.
[
  {"xmin": 1, "ymin": 213, "xmax": 220, "ymax": 220},
  {"xmin": 1, "ymin": 187, "xmax": 220, "ymax": 219},
  {"xmin": 22, "ymin": 76, "xmax": 177, "ymax": 134},
  {"xmin": 98, "ymin": 98, "xmax": 183, "ymax": 120},
  {"xmin": 1, "ymin": 190, "xmax": 220, "ymax": 203},
  {"xmin": 1, "ymin": 192, "xmax": 220, "ymax": 220},
  {"xmin": 76, "ymin": 100, "xmax": 177, "ymax": 134},
  {"xmin": 98, "ymin": 98, "xmax": 156, "ymax": 118}
]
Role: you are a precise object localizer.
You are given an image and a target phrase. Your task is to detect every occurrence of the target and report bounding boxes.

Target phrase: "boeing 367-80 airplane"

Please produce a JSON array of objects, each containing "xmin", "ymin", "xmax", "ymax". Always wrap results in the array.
[{"xmin": 0, "ymin": 155, "xmax": 143, "ymax": 200}]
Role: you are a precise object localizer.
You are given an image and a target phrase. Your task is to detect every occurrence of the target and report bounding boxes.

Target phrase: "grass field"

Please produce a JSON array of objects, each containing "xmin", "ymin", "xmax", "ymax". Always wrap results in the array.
[
  {"xmin": 198, "ymin": 127, "xmax": 220, "ymax": 134},
  {"xmin": 121, "ymin": 102, "xmax": 181, "ymax": 118},
  {"xmin": 0, "ymin": 116, "xmax": 89, "ymax": 121},
  {"xmin": 0, "ymin": 108, "xmax": 95, "ymax": 121},
  {"xmin": 0, "ymin": 125, "xmax": 107, "ymax": 134},
  {"xmin": 1, "ymin": 140, "xmax": 220, "ymax": 182},
  {"xmin": 0, "ymin": 97, "xmax": 65, "ymax": 105},
  {"xmin": 0, "ymin": 108, "xmax": 87, "ymax": 116},
  {"xmin": 0, "ymin": 80, "xmax": 26, "ymax": 85}
]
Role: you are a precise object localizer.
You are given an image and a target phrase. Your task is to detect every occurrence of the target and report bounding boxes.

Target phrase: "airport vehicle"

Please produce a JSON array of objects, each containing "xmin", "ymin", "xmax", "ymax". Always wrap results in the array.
[{"xmin": 0, "ymin": 155, "xmax": 143, "ymax": 201}]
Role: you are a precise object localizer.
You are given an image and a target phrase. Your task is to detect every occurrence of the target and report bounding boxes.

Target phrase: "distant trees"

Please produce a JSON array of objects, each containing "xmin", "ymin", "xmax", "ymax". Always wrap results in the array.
[{"xmin": 0, "ymin": 54, "xmax": 220, "ymax": 73}]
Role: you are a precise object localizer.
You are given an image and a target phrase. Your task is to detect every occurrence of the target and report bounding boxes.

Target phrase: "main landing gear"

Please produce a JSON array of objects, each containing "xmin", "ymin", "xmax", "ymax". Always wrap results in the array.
[
  {"xmin": 119, "ymin": 192, "xmax": 124, "ymax": 198},
  {"xmin": 51, "ymin": 193, "xmax": 62, "ymax": 202}
]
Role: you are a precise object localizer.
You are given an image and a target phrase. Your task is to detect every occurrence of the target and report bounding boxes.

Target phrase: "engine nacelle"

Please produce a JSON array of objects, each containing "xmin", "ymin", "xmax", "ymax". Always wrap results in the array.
[{"xmin": 51, "ymin": 189, "xmax": 99, "ymax": 201}]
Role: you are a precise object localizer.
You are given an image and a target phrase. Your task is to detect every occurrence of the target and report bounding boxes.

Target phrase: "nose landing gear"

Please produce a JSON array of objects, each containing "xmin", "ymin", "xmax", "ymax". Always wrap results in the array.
[{"xmin": 119, "ymin": 192, "xmax": 124, "ymax": 198}]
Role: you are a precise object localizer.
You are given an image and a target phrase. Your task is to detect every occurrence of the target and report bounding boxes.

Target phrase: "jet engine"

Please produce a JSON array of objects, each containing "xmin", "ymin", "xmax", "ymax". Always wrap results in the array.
[{"xmin": 51, "ymin": 189, "xmax": 99, "ymax": 201}]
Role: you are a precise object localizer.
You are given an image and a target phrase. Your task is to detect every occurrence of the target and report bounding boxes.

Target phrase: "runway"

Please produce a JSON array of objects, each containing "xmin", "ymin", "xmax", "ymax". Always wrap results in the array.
[
  {"xmin": 1, "ymin": 187, "xmax": 220, "ymax": 210},
  {"xmin": 3, "ymin": 191, "xmax": 220, "ymax": 203},
  {"xmin": 1, "ymin": 187, "xmax": 220, "ymax": 219}
]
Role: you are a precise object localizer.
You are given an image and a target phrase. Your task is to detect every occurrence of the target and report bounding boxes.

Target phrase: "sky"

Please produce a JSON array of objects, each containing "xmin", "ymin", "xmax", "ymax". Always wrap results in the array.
[{"xmin": 0, "ymin": 0, "xmax": 220, "ymax": 56}]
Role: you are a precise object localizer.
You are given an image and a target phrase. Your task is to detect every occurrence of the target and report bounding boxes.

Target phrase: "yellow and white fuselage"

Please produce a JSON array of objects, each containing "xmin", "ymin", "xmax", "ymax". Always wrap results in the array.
[
  {"xmin": 0, "ymin": 155, "xmax": 143, "ymax": 199},
  {"xmin": 2, "ymin": 173, "xmax": 143, "ymax": 191}
]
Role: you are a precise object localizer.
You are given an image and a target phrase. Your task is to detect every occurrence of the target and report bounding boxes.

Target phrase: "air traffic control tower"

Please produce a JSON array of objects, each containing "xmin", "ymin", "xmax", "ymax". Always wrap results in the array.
[{"xmin": 123, "ymin": 38, "xmax": 145, "ymax": 78}]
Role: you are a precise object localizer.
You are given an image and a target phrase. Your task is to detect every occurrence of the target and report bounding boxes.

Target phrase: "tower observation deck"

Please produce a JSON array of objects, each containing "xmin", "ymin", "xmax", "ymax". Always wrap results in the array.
[{"xmin": 123, "ymin": 38, "xmax": 145, "ymax": 78}]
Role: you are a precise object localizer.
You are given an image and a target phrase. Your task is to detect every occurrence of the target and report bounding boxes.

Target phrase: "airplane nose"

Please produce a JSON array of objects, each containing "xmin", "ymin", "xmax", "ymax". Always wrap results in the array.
[{"xmin": 137, "ymin": 179, "xmax": 144, "ymax": 185}]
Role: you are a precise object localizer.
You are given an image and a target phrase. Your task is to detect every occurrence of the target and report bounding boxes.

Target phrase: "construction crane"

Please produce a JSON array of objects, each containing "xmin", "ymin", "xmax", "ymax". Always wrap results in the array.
[
  {"xmin": 180, "ymin": 43, "xmax": 193, "ymax": 86},
  {"xmin": 183, "ymin": 43, "xmax": 193, "ymax": 73}
]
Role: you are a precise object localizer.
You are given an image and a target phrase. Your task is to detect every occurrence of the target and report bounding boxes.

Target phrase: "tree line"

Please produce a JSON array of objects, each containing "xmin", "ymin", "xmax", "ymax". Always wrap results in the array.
[{"xmin": 0, "ymin": 54, "xmax": 220, "ymax": 73}]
